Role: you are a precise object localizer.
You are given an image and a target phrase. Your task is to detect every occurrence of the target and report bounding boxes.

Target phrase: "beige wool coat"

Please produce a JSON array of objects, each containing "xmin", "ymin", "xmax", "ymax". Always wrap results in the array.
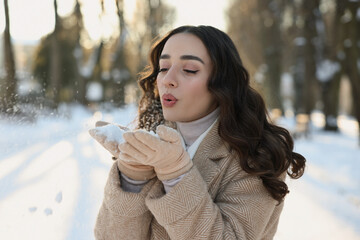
[{"xmin": 94, "ymin": 122, "xmax": 284, "ymax": 240}]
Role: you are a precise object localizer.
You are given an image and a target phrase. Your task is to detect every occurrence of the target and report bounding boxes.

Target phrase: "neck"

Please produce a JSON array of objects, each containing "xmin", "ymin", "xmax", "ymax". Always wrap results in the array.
[{"xmin": 176, "ymin": 108, "xmax": 220, "ymax": 147}]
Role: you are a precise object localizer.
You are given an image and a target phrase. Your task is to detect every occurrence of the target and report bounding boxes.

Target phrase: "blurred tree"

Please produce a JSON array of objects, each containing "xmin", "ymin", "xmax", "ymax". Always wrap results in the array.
[
  {"xmin": 132, "ymin": 0, "xmax": 175, "ymax": 73},
  {"xmin": 340, "ymin": 0, "xmax": 360, "ymax": 144},
  {"xmin": 88, "ymin": 40, "xmax": 105, "ymax": 93},
  {"xmin": 227, "ymin": 1, "xmax": 263, "ymax": 81},
  {"xmin": 227, "ymin": 0, "xmax": 284, "ymax": 110},
  {"xmin": 258, "ymin": 0, "xmax": 285, "ymax": 111},
  {"xmin": 33, "ymin": 0, "xmax": 85, "ymax": 106},
  {"xmin": 87, "ymin": 0, "xmax": 106, "ymax": 99},
  {"xmin": 107, "ymin": 0, "xmax": 131, "ymax": 106},
  {"xmin": 319, "ymin": 0, "xmax": 360, "ymax": 141},
  {"xmin": 74, "ymin": 0, "xmax": 106, "ymax": 105},
  {"xmin": 302, "ymin": 0, "xmax": 320, "ymax": 115},
  {"xmin": 72, "ymin": 0, "xmax": 87, "ymax": 105},
  {"xmin": 33, "ymin": 7, "xmax": 78, "ymax": 107},
  {"xmin": 1, "ymin": 0, "xmax": 17, "ymax": 113},
  {"xmin": 291, "ymin": 0, "xmax": 320, "ymax": 116},
  {"xmin": 31, "ymin": 0, "xmax": 171, "ymax": 107},
  {"xmin": 319, "ymin": 0, "xmax": 343, "ymax": 131},
  {"xmin": 227, "ymin": 0, "xmax": 359, "ymax": 144},
  {"xmin": 33, "ymin": 34, "xmax": 78, "ymax": 104},
  {"xmin": 110, "ymin": 0, "xmax": 174, "ymax": 104},
  {"xmin": 49, "ymin": 0, "xmax": 62, "ymax": 107}
]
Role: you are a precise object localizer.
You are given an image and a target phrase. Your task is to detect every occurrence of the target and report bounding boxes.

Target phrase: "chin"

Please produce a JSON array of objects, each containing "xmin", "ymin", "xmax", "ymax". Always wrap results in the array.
[
  {"xmin": 163, "ymin": 114, "xmax": 178, "ymax": 122},
  {"xmin": 163, "ymin": 108, "xmax": 194, "ymax": 122},
  {"xmin": 163, "ymin": 110, "xmax": 187, "ymax": 122}
]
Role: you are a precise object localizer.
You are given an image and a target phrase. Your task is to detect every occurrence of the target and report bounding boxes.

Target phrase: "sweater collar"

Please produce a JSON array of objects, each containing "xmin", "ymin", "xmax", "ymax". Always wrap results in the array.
[{"xmin": 176, "ymin": 108, "xmax": 220, "ymax": 148}]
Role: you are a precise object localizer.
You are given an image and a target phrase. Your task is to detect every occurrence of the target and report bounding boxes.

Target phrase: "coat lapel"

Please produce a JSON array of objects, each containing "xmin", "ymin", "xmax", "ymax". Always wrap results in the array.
[{"xmin": 192, "ymin": 121, "xmax": 230, "ymax": 195}]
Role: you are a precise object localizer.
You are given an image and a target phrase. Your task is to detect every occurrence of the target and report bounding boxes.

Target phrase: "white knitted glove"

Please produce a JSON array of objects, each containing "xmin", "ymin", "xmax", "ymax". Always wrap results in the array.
[{"xmin": 119, "ymin": 125, "xmax": 193, "ymax": 180}]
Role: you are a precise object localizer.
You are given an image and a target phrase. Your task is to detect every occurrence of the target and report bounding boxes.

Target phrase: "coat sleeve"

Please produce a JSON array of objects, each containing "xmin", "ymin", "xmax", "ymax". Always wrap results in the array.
[
  {"xmin": 94, "ymin": 162, "xmax": 157, "ymax": 240},
  {"xmin": 145, "ymin": 163, "xmax": 283, "ymax": 240}
]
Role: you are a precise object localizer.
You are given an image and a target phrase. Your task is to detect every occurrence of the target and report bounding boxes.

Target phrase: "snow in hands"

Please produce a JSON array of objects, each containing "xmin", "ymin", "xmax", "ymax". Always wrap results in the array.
[
  {"xmin": 89, "ymin": 123, "xmax": 159, "ymax": 144},
  {"xmin": 88, "ymin": 122, "xmax": 161, "ymax": 160},
  {"xmin": 89, "ymin": 124, "xmax": 128, "ymax": 144}
]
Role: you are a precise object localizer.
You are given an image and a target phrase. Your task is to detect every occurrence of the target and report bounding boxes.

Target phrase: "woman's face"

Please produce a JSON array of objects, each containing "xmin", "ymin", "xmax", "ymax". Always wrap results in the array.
[{"xmin": 156, "ymin": 33, "xmax": 217, "ymax": 122}]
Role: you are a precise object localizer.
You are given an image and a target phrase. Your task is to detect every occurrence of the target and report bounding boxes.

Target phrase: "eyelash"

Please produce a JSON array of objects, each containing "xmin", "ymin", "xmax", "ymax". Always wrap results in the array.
[
  {"xmin": 184, "ymin": 69, "xmax": 199, "ymax": 74},
  {"xmin": 159, "ymin": 68, "xmax": 168, "ymax": 73},
  {"xmin": 158, "ymin": 68, "xmax": 198, "ymax": 74}
]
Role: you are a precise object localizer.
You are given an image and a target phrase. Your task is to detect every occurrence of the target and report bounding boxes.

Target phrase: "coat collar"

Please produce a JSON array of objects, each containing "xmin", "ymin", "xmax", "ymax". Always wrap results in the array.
[
  {"xmin": 191, "ymin": 120, "xmax": 231, "ymax": 188},
  {"xmin": 193, "ymin": 120, "xmax": 230, "ymax": 162}
]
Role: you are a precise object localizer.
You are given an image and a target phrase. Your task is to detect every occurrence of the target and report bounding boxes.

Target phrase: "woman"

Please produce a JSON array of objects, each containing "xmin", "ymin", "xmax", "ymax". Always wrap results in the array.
[{"xmin": 91, "ymin": 25, "xmax": 306, "ymax": 239}]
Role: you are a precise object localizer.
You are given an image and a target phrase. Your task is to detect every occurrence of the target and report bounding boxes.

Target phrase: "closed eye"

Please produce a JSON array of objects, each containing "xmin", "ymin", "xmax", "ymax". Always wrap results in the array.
[
  {"xmin": 184, "ymin": 69, "xmax": 199, "ymax": 74},
  {"xmin": 159, "ymin": 68, "xmax": 168, "ymax": 73}
]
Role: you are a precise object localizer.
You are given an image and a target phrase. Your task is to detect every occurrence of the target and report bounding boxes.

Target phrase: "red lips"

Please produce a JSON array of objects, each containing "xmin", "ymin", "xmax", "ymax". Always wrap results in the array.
[{"xmin": 162, "ymin": 94, "xmax": 177, "ymax": 107}]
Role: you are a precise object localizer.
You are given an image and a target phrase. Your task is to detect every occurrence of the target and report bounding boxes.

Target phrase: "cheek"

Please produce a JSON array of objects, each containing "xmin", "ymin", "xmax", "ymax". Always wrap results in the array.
[
  {"xmin": 186, "ymin": 81, "xmax": 214, "ymax": 109},
  {"xmin": 156, "ymin": 77, "xmax": 160, "ymax": 86},
  {"xmin": 156, "ymin": 77, "xmax": 163, "ymax": 92},
  {"xmin": 189, "ymin": 78, "xmax": 209, "ymax": 97}
]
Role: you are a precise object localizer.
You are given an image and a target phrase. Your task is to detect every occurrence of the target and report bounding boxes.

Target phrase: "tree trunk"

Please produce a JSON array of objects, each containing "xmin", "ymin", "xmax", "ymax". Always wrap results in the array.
[
  {"xmin": 73, "ymin": 0, "xmax": 87, "ymax": 105},
  {"xmin": 90, "ymin": 41, "xmax": 104, "ymax": 83},
  {"xmin": 303, "ymin": 0, "xmax": 320, "ymax": 115},
  {"xmin": 227, "ymin": 1, "xmax": 264, "ymax": 77},
  {"xmin": 258, "ymin": 0, "xmax": 284, "ymax": 111},
  {"xmin": 147, "ymin": 0, "xmax": 161, "ymax": 40},
  {"xmin": 322, "ymin": 72, "xmax": 341, "ymax": 131},
  {"xmin": 49, "ymin": 0, "xmax": 62, "ymax": 107},
  {"xmin": 111, "ymin": 0, "xmax": 130, "ymax": 106},
  {"xmin": 1, "ymin": 0, "xmax": 17, "ymax": 113},
  {"xmin": 74, "ymin": 44, "xmax": 87, "ymax": 105},
  {"xmin": 293, "ymin": 0, "xmax": 320, "ymax": 116},
  {"xmin": 342, "ymin": 0, "xmax": 360, "ymax": 145},
  {"xmin": 321, "ymin": 0, "xmax": 344, "ymax": 131}
]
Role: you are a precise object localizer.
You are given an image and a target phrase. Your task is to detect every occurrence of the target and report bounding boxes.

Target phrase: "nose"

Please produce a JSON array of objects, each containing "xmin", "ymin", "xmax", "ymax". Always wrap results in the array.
[{"xmin": 160, "ymin": 67, "xmax": 178, "ymax": 88}]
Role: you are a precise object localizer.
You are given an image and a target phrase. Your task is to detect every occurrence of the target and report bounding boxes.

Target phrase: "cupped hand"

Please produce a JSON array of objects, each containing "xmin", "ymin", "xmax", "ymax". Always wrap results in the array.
[
  {"xmin": 89, "ymin": 121, "xmax": 155, "ymax": 181},
  {"xmin": 119, "ymin": 125, "xmax": 193, "ymax": 180},
  {"xmin": 89, "ymin": 121, "xmax": 129, "ymax": 158}
]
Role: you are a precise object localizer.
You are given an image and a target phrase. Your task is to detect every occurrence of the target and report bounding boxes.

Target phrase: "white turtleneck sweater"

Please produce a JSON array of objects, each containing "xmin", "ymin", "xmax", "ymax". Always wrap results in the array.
[
  {"xmin": 121, "ymin": 108, "xmax": 220, "ymax": 193},
  {"xmin": 177, "ymin": 107, "xmax": 220, "ymax": 151}
]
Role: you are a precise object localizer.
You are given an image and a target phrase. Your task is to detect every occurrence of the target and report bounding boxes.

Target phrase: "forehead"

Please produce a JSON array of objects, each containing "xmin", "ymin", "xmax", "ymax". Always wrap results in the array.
[{"xmin": 161, "ymin": 33, "xmax": 210, "ymax": 64}]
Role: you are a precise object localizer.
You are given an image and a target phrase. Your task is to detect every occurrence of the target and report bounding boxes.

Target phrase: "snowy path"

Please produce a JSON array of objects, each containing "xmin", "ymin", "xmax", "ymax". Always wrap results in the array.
[
  {"xmin": 0, "ymin": 108, "xmax": 110, "ymax": 239},
  {"xmin": 0, "ymin": 105, "xmax": 359, "ymax": 240},
  {"xmin": 276, "ymin": 117, "xmax": 360, "ymax": 240}
]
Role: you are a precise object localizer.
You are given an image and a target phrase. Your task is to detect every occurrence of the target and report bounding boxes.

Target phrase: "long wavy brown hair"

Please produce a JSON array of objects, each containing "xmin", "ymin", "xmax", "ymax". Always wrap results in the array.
[{"xmin": 137, "ymin": 25, "xmax": 306, "ymax": 202}]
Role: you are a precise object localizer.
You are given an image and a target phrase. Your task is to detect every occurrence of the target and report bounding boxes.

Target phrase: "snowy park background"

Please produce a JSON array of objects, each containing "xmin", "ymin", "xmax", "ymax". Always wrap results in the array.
[
  {"xmin": 1, "ymin": 0, "xmax": 360, "ymax": 239},
  {"xmin": 0, "ymin": 104, "xmax": 359, "ymax": 240}
]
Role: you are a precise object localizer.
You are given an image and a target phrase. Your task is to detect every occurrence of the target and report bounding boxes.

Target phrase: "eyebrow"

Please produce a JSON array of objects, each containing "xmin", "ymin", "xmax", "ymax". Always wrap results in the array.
[{"xmin": 160, "ymin": 54, "xmax": 205, "ymax": 64}]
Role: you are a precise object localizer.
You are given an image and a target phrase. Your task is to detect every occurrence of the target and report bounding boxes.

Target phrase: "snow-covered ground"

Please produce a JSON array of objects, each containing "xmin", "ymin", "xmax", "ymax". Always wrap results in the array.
[
  {"xmin": 0, "ymin": 104, "xmax": 359, "ymax": 240},
  {"xmin": 275, "ymin": 113, "xmax": 360, "ymax": 240}
]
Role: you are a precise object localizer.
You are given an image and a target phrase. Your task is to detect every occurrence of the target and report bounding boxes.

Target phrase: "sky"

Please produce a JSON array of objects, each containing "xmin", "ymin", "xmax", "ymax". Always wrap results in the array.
[{"xmin": 0, "ymin": 0, "xmax": 229, "ymax": 43}]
